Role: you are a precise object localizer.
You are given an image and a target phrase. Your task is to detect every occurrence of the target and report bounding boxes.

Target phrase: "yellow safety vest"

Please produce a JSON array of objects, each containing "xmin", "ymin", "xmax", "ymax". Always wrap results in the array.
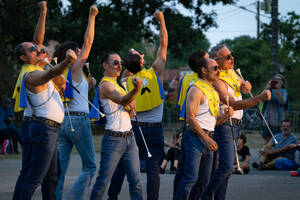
[
  {"xmin": 219, "ymin": 69, "xmax": 241, "ymax": 98},
  {"xmin": 127, "ymin": 67, "xmax": 165, "ymax": 112},
  {"xmin": 193, "ymin": 79, "xmax": 220, "ymax": 117},
  {"xmin": 12, "ymin": 65, "xmax": 44, "ymax": 112}
]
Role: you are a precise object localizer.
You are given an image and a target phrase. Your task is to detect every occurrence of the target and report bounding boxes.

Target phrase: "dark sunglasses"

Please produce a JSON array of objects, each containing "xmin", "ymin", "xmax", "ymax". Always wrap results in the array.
[
  {"xmin": 27, "ymin": 45, "xmax": 38, "ymax": 53},
  {"xmin": 113, "ymin": 60, "xmax": 124, "ymax": 66},
  {"xmin": 218, "ymin": 53, "xmax": 233, "ymax": 61},
  {"xmin": 39, "ymin": 48, "xmax": 47, "ymax": 54},
  {"xmin": 210, "ymin": 65, "xmax": 219, "ymax": 71}
]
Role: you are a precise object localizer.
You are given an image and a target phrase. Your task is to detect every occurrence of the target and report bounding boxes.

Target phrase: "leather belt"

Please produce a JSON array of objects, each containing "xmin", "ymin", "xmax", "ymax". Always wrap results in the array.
[
  {"xmin": 23, "ymin": 116, "xmax": 33, "ymax": 121},
  {"xmin": 32, "ymin": 116, "xmax": 62, "ymax": 129},
  {"xmin": 229, "ymin": 118, "xmax": 242, "ymax": 126},
  {"xmin": 131, "ymin": 121, "xmax": 162, "ymax": 127},
  {"xmin": 67, "ymin": 111, "xmax": 88, "ymax": 117},
  {"xmin": 187, "ymin": 127, "xmax": 214, "ymax": 138},
  {"xmin": 105, "ymin": 129, "xmax": 133, "ymax": 138}
]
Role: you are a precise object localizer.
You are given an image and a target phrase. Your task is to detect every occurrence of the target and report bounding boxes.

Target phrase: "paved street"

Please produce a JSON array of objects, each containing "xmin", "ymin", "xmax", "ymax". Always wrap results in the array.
[{"xmin": 1, "ymin": 149, "xmax": 300, "ymax": 200}]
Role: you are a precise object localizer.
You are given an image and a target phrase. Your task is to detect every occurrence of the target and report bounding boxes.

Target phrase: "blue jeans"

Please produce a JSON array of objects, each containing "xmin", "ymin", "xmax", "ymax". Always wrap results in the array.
[
  {"xmin": 90, "ymin": 134, "xmax": 143, "ymax": 200},
  {"xmin": 12, "ymin": 120, "xmax": 31, "ymax": 200},
  {"xmin": 202, "ymin": 122, "xmax": 240, "ymax": 200},
  {"xmin": 18, "ymin": 120, "xmax": 59, "ymax": 200},
  {"xmin": 174, "ymin": 130, "xmax": 214, "ymax": 200},
  {"xmin": 107, "ymin": 125, "xmax": 164, "ymax": 200},
  {"xmin": 56, "ymin": 116, "xmax": 96, "ymax": 200}
]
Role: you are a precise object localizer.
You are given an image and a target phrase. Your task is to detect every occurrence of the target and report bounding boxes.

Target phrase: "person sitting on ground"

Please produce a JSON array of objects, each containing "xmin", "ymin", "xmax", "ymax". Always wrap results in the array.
[
  {"xmin": 234, "ymin": 133, "xmax": 250, "ymax": 174},
  {"xmin": 1, "ymin": 98, "xmax": 22, "ymax": 153},
  {"xmin": 160, "ymin": 129, "xmax": 182, "ymax": 174},
  {"xmin": 0, "ymin": 107, "xmax": 11, "ymax": 154},
  {"xmin": 252, "ymin": 119, "xmax": 298, "ymax": 170}
]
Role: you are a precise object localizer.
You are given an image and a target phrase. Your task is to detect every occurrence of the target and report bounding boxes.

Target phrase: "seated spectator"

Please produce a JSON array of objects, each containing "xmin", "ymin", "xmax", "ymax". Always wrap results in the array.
[
  {"xmin": 1, "ymin": 98, "xmax": 21, "ymax": 153},
  {"xmin": 252, "ymin": 119, "xmax": 298, "ymax": 170},
  {"xmin": 0, "ymin": 105, "xmax": 11, "ymax": 154},
  {"xmin": 234, "ymin": 133, "xmax": 250, "ymax": 174},
  {"xmin": 160, "ymin": 129, "xmax": 182, "ymax": 174}
]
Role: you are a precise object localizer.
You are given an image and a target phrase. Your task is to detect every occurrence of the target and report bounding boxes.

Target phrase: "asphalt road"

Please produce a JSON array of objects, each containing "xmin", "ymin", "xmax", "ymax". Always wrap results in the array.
[{"xmin": 1, "ymin": 149, "xmax": 300, "ymax": 200}]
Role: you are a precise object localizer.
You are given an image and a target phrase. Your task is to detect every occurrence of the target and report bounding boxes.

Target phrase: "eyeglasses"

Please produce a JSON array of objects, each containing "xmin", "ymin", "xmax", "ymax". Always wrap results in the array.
[
  {"xmin": 218, "ymin": 53, "xmax": 233, "ymax": 61},
  {"xmin": 27, "ymin": 45, "xmax": 38, "ymax": 53},
  {"xmin": 113, "ymin": 60, "xmax": 124, "ymax": 66},
  {"xmin": 209, "ymin": 65, "xmax": 219, "ymax": 71}
]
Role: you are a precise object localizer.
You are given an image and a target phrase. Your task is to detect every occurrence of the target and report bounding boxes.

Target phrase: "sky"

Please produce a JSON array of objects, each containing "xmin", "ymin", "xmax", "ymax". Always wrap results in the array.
[{"xmin": 62, "ymin": 0, "xmax": 300, "ymax": 47}]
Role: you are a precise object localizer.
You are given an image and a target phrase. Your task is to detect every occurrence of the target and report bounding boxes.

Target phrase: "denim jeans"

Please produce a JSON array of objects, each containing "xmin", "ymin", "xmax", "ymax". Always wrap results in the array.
[
  {"xmin": 174, "ymin": 130, "xmax": 214, "ymax": 200},
  {"xmin": 202, "ymin": 122, "xmax": 240, "ymax": 200},
  {"xmin": 90, "ymin": 134, "xmax": 143, "ymax": 200},
  {"xmin": 107, "ymin": 125, "xmax": 164, "ymax": 200},
  {"xmin": 12, "ymin": 120, "xmax": 31, "ymax": 200},
  {"xmin": 18, "ymin": 120, "xmax": 59, "ymax": 200},
  {"xmin": 56, "ymin": 116, "xmax": 96, "ymax": 200}
]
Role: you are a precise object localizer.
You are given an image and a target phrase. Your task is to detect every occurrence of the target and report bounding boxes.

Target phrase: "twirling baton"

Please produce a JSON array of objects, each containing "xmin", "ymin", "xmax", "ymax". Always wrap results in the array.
[
  {"xmin": 44, "ymin": 58, "xmax": 105, "ymax": 118},
  {"xmin": 122, "ymin": 82, "xmax": 152, "ymax": 158},
  {"xmin": 236, "ymin": 68, "xmax": 278, "ymax": 144},
  {"xmin": 226, "ymin": 96, "xmax": 243, "ymax": 174},
  {"xmin": 85, "ymin": 62, "xmax": 97, "ymax": 94},
  {"xmin": 53, "ymin": 57, "xmax": 75, "ymax": 132}
]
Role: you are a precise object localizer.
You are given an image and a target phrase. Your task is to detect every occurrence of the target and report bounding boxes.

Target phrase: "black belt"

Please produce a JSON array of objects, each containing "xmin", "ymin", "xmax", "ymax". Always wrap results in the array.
[
  {"xmin": 32, "ymin": 116, "xmax": 62, "ymax": 128},
  {"xmin": 187, "ymin": 127, "xmax": 214, "ymax": 138},
  {"xmin": 131, "ymin": 121, "xmax": 162, "ymax": 127},
  {"xmin": 105, "ymin": 129, "xmax": 133, "ymax": 138},
  {"xmin": 229, "ymin": 118, "xmax": 242, "ymax": 126},
  {"xmin": 23, "ymin": 116, "xmax": 33, "ymax": 121},
  {"xmin": 67, "ymin": 111, "xmax": 88, "ymax": 117}
]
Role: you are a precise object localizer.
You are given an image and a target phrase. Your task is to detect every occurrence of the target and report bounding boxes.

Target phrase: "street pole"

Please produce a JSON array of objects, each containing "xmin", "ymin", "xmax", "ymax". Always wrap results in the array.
[
  {"xmin": 257, "ymin": 1, "xmax": 260, "ymax": 39},
  {"xmin": 271, "ymin": 0, "xmax": 278, "ymax": 77}
]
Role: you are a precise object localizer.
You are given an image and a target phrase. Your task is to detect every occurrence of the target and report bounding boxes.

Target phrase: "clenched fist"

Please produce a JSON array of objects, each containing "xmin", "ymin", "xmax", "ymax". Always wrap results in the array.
[
  {"xmin": 154, "ymin": 11, "xmax": 164, "ymax": 22},
  {"xmin": 132, "ymin": 76, "xmax": 143, "ymax": 90},
  {"xmin": 240, "ymin": 80, "xmax": 252, "ymax": 94},
  {"xmin": 38, "ymin": 1, "xmax": 47, "ymax": 12},
  {"xmin": 90, "ymin": 5, "xmax": 99, "ymax": 17},
  {"xmin": 66, "ymin": 49, "xmax": 77, "ymax": 64},
  {"xmin": 259, "ymin": 90, "xmax": 271, "ymax": 102}
]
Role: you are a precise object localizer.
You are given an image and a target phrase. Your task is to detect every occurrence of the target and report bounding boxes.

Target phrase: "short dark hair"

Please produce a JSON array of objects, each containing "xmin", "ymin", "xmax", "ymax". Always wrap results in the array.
[
  {"xmin": 53, "ymin": 41, "xmax": 79, "ymax": 63},
  {"xmin": 14, "ymin": 43, "xmax": 26, "ymax": 63},
  {"xmin": 124, "ymin": 53, "xmax": 142, "ymax": 73},
  {"xmin": 188, "ymin": 50, "xmax": 207, "ymax": 72},
  {"xmin": 282, "ymin": 119, "xmax": 292, "ymax": 126},
  {"xmin": 240, "ymin": 133, "xmax": 247, "ymax": 145},
  {"xmin": 101, "ymin": 52, "xmax": 118, "ymax": 68},
  {"xmin": 188, "ymin": 52, "xmax": 210, "ymax": 78}
]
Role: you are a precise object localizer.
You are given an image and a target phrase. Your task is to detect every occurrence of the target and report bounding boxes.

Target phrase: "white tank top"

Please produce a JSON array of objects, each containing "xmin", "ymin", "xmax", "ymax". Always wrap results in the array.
[
  {"xmin": 225, "ymin": 83, "xmax": 243, "ymax": 120},
  {"xmin": 23, "ymin": 107, "xmax": 33, "ymax": 117},
  {"xmin": 26, "ymin": 82, "xmax": 65, "ymax": 123},
  {"xmin": 68, "ymin": 75, "xmax": 89, "ymax": 113},
  {"xmin": 133, "ymin": 103, "xmax": 164, "ymax": 123},
  {"xmin": 195, "ymin": 98, "xmax": 217, "ymax": 131},
  {"xmin": 100, "ymin": 98, "xmax": 132, "ymax": 132}
]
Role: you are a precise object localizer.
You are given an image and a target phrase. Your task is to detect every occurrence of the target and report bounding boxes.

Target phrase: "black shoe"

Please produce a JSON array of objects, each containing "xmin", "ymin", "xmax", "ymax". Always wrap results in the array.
[{"xmin": 252, "ymin": 162, "xmax": 259, "ymax": 169}]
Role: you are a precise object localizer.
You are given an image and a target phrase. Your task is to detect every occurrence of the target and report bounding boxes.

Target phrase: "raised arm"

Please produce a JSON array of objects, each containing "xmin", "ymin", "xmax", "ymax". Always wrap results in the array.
[
  {"xmin": 214, "ymin": 79, "xmax": 271, "ymax": 110},
  {"xmin": 25, "ymin": 50, "xmax": 77, "ymax": 93},
  {"xmin": 100, "ymin": 77, "xmax": 142, "ymax": 106},
  {"xmin": 71, "ymin": 5, "xmax": 98, "ymax": 81},
  {"xmin": 32, "ymin": 1, "xmax": 47, "ymax": 48},
  {"xmin": 152, "ymin": 11, "xmax": 168, "ymax": 82}
]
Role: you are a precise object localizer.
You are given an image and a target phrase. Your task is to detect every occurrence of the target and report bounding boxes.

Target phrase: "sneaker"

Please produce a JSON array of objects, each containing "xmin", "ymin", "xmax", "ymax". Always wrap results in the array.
[
  {"xmin": 290, "ymin": 171, "xmax": 300, "ymax": 177},
  {"xmin": 1, "ymin": 140, "xmax": 9, "ymax": 154}
]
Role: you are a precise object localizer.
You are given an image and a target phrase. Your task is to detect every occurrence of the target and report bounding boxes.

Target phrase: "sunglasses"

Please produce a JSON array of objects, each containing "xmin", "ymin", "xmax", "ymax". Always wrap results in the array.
[
  {"xmin": 27, "ymin": 45, "xmax": 38, "ymax": 53},
  {"xmin": 39, "ymin": 48, "xmax": 47, "ymax": 54},
  {"xmin": 209, "ymin": 65, "xmax": 219, "ymax": 71},
  {"xmin": 113, "ymin": 60, "xmax": 124, "ymax": 66},
  {"xmin": 218, "ymin": 53, "xmax": 233, "ymax": 61}
]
